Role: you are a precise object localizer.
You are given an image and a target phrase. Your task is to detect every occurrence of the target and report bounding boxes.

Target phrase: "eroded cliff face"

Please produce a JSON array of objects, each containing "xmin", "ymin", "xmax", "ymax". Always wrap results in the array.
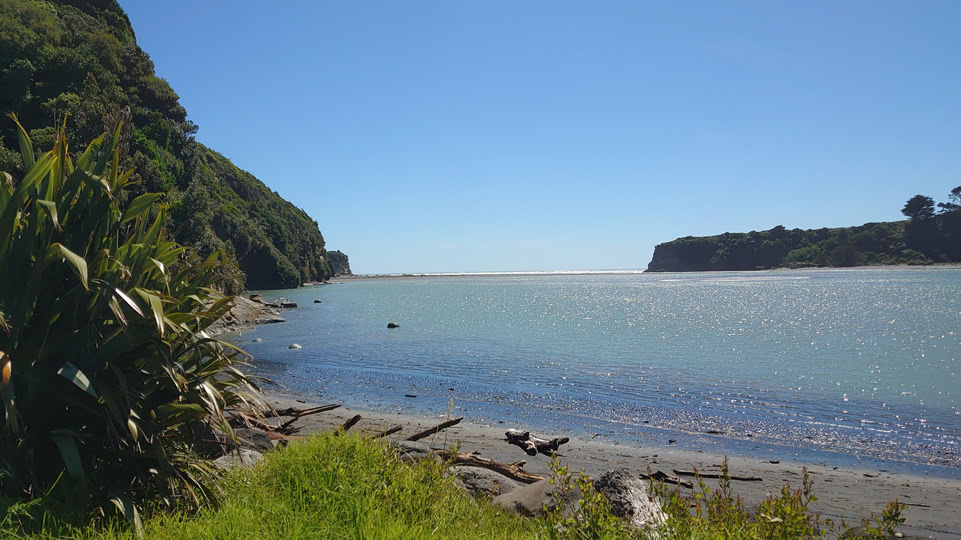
[
  {"xmin": 327, "ymin": 250, "xmax": 352, "ymax": 276},
  {"xmin": 646, "ymin": 238, "xmax": 720, "ymax": 272}
]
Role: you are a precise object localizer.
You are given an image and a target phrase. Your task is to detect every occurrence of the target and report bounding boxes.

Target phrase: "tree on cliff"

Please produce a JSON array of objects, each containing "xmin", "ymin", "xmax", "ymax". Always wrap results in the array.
[
  {"xmin": 901, "ymin": 195, "xmax": 935, "ymax": 221},
  {"xmin": 937, "ymin": 186, "xmax": 961, "ymax": 213}
]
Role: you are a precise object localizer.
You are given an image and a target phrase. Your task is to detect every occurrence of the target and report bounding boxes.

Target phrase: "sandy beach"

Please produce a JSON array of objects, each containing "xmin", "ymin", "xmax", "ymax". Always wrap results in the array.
[{"xmin": 264, "ymin": 391, "xmax": 961, "ymax": 539}]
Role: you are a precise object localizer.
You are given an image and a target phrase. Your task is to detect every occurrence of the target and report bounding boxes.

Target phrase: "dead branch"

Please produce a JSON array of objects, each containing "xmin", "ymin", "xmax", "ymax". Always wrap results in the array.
[
  {"xmin": 371, "ymin": 425, "xmax": 403, "ymax": 439},
  {"xmin": 640, "ymin": 470, "xmax": 694, "ymax": 489},
  {"xmin": 335, "ymin": 414, "xmax": 362, "ymax": 434},
  {"xmin": 267, "ymin": 404, "xmax": 341, "ymax": 418},
  {"xmin": 672, "ymin": 469, "xmax": 762, "ymax": 482},
  {"xmin": 434, "ymin": 450, "xmax": 545, "ymax": 484},
  {"xmin": 406, "ymin": 416, "xmax": 463, "ymax": 441}
]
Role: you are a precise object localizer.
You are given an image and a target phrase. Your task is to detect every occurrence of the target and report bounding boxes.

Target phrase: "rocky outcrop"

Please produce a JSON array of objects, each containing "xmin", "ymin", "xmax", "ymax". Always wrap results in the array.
[
  {"xmin": 206, "ymin": 295, "xmax": 285, "ymax": 336},
  {"xmin": 327, "ymin": 250, "xmax": 352, "ymax": 276}
]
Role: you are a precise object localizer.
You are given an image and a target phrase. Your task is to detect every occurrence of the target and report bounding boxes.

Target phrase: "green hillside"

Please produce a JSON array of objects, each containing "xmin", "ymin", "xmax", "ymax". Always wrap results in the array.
[
  {"xmin": 0, "ymin": 0, "xmax": 348, "ymax": 291},
  {"xmin": 647, "ymin": 190, "xmax": 961, "ymax": 272}
]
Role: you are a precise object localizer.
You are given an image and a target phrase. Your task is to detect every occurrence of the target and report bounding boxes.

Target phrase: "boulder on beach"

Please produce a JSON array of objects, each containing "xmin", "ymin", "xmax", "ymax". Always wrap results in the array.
[
  {"xmin": 593, "ymin": 469, "xmax": 666, "ymax": 529},
  {"xmin": 387, "ymin": 322, "xmax": 400, "ymax": 328},
  {"xmin": 492, "ymin": 479, "xmax": 579, "ymax": 518},
  {"xmin": 450, "ymin": 466, "xmax": 519, "ymax": 498}
]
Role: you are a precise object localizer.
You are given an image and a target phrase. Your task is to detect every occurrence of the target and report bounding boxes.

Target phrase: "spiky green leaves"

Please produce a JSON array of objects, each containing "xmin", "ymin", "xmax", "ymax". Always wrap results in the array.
[{"xmin": 0, "ymin": 120, "xmax": 266, "ymax": 521}]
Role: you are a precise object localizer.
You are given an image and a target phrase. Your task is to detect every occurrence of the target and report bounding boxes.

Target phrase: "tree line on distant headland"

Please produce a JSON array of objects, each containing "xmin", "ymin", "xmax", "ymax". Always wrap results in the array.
[{"xmin": 647, "ymin": 187, "xmax": 961, "ymax": 272}]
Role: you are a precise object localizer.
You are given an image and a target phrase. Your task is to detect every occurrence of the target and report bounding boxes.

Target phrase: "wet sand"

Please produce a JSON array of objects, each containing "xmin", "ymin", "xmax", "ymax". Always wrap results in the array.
[{"xmin": 264, "ymin": 391, "xmax": 961, "ymax": 539}]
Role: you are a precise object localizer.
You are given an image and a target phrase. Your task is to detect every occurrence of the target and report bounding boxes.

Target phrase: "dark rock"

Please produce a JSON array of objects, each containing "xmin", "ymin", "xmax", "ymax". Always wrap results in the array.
[
  {"xmin": 387, "ymin": 322, "xmax": 400, "ymax": 328},
  {"xmin": 288, "ymin": 343, "xmax": 302, "ymax": 349},
  {"xmin": 393, "ymin": 441, "xmax": 439, "ymax": 464},
  {"xmin": 189, "ymin": 421, "xmax": 230, "ymax": 458},
  {"xmin": 280, "ymin": 301, "xmax": 297, "ymax": 308},
  {"xmin": 233, "ymin": 428, "xmax": 274, "ymax": 454},
  {"xmin": 593, "ymin": 469, "xmax": 666, "ymax": 528},
  {"xmin": 248, "ymin": 294, "xmax": 265, "ymax": 303},
  {"xmin": 256, "ymin": 314, "xmax": 286, "ymax": 324},
  {"xmin": 314, "ymin": 299, "xmax": 322, "ymax": 303},
  {"xmin": 252, "ymin": 338, "xmax": 263, "ymax": 343},
  {"xmin": 450, "ymin": 466, "xmax": 519, "ymax": 498}
]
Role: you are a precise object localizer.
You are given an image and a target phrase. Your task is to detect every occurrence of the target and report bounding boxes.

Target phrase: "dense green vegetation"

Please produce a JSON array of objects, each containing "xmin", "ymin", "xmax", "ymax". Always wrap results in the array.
[
  {"xmin": 0, "ymin": 119, "xmax": 265, "ymax": 530},
  {"xmin": 647, "ymin": 188, "xmax": 961, "ymax": 272},
  {"xmin": 0, "ymin": 0, "xmax": 347, "ymax": 291},
  {"xmin": 6, "ymin": 434, "xmax": 905, "ymax": 539}
]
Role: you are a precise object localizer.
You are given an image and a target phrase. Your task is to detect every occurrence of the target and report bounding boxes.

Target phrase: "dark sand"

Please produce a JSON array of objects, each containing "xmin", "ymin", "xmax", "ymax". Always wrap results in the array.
[{"xmin": 264, "ymin": 392, "xmax": 961, "ymax": 539}]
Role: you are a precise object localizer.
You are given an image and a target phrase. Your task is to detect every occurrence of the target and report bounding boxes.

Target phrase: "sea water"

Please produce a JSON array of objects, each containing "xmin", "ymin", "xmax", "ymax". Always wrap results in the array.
[{"xmin": 238, "ymin": 268, "xmax": 961, "ymax": 476}]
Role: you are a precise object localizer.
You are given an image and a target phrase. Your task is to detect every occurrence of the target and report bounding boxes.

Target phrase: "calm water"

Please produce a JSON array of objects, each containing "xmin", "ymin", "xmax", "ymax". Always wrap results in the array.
[{"xmin": 238, "ymin": 268, "xmax": 961, "ymax": 476}]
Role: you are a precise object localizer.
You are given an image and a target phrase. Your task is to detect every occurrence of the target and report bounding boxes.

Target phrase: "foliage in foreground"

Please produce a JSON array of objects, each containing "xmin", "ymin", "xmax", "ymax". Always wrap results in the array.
[
  {"xmin": 0, "ymin": 119, "xmax": 264, "ymax": 529},
  {"xmin": 4, "ymin": 434, "xmax": 909, "ymax": 540}
]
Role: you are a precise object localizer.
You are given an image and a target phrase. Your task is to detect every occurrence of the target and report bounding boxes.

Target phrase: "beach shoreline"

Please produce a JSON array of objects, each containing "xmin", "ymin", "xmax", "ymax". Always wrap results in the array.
[{"xmin": 263, "ymin": 389, "xmax": 961, "ymax": 539}]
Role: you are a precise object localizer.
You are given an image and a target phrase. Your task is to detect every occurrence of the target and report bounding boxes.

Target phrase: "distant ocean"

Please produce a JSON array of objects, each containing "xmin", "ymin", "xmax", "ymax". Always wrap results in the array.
[{"xmin": 237, "ymin": 268, "xmax": 961, "ymax": 477}]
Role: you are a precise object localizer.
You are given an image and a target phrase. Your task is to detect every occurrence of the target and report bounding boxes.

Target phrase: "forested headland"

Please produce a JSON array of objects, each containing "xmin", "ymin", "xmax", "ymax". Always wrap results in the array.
[
  {"xmin": 0, "ymin": 0, "xmax": 348, "ymax": 291},
  {"xmin": 647, "ymin": 189, "xmax": 961, "ymax": 272}
]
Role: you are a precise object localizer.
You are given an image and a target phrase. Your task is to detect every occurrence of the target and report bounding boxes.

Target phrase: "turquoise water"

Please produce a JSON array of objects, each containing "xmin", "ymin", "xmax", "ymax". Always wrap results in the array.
[{"xmin": 239, "ymin": 268, "xmax": 961, "ymax": 475}]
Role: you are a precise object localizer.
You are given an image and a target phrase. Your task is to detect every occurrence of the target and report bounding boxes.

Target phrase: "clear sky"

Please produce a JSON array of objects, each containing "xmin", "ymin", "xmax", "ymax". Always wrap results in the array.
[{"xmin": 119, "ymin": 1, "xmax": 960, "ymax": 274}]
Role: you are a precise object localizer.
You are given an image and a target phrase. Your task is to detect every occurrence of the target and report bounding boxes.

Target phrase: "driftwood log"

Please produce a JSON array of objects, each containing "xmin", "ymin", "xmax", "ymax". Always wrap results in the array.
[
  {"xmin": 229, "ymin": 404, "xmax": 343, "ymax": 436},
  {"xmin": 672, "ymin": 469, "xmax": 762, "ymax": 482},
  {"xmin": 371, "ymin": 425, "xmax": 403, "ymax": 439},
  {"xmin": 434, "ymin": 450, "xmax": 545, "ymax": 484},
  {"xmin": 640, "ymin": 470, "xmax": 694, "ymax": 489},
  {"xmin": 505, "ymin": 429, "xmax": 569, "ymax": 456},
  {"xmin": 336, "ymin": 414, "xmax": 362, "ymax": 434},
  {"xmin": 406, "ymin": 417, "xmax": 463, "ymax": 442}
]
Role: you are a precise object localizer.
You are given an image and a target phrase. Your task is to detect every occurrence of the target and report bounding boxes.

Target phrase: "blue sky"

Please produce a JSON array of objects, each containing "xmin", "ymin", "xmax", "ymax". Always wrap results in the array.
[{"xmin": 119, "ymin": 1, "xmax": 960, "ymax": 274}]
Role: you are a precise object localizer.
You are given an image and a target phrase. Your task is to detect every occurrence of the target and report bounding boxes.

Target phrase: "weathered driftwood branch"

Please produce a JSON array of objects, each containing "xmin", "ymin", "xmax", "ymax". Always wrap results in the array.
[
  {"xmin": 336, "ymin": 414, "xmax": 362, "ymax": 434},
  {"xmin": 640, "ymin": 470, "xmax": 694, "ymax": 489},
  {"xmin": 672, "ymin": 470, "xmax": 762, "ymax": 482},
  {"xmin": 268, "ymin": 404, "xmax": 341, "ymax": 418},
  {"xmin": 406, "ymin": 416, "xmax": 463, "ymax": 442},
  {"xmin": 505, "ymin": 429, "xmax": 570, "ymax": 456},
  {"xmin": 372, "ymin": 425, "xmax": 403, "ymax": 439},
  {"xmin": 228, "ymin": 404, "xmax": 343, "ymax": 436},
  {"xmin": 434, "ymin": 450, "xmax": 545, "ymax": 484}
]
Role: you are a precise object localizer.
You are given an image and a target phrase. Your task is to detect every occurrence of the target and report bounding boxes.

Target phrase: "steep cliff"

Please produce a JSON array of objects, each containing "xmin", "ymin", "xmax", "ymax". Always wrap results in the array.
[{"xmin": 0, "ymin": 0, "xmax": 347, "ymax": 291}]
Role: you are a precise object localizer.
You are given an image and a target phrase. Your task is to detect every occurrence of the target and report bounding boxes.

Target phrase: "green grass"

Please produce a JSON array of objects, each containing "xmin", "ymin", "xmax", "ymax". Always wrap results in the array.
[
  {"xmin": 9, "ymin": 434, "xmax": 538, "ymax": 540},
  {"xmin": 4, "ymin": 434, "xmax": 906, "ymax": 540}
]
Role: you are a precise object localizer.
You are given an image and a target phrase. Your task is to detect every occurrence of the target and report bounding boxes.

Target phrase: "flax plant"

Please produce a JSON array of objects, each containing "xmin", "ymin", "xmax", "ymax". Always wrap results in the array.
[{"xmin": 0, "ymin": 116, "xmax": 265, "ymax": 529}]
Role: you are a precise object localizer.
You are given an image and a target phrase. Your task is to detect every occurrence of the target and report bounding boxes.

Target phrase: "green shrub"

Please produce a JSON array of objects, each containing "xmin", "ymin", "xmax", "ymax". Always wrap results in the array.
[
  {"xmin": 651, "ymin": 460, "xmax": 906, "ymax": 540},
  {"xmin": 0, "ymin": 117, "xmax": 264, "ymax": 531}
]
